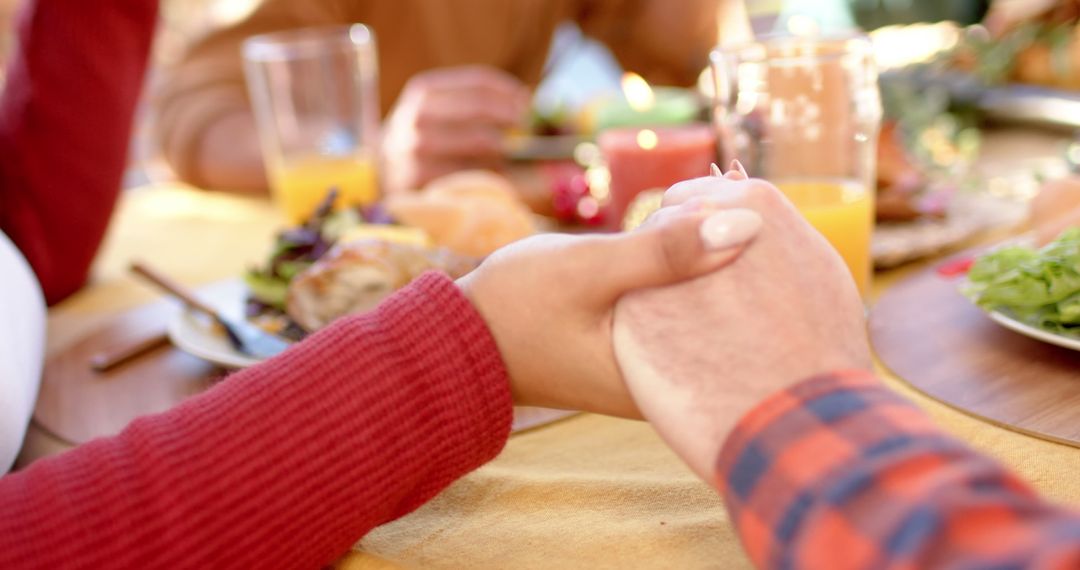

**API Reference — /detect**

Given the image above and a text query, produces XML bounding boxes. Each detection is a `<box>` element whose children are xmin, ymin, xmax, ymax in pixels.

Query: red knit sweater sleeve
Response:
<box><xmin>0</xmin><ymin>273</ymin><xmax>514</xmax><ymax>568</ymax></box>
<box><xmin>0</xmin><ymin>0</ymin><xmax>158</xmax><ymax>305</ymax></box>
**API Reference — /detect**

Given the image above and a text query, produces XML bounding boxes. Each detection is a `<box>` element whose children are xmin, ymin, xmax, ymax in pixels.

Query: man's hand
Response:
<box><xmin>457</xmin><ymin>195</ymin><xmax>762</xmax><ymax>418</ymax></box>
<box><xmin>614</xmin><ymin>176</ymin><xmax>872</xmax><ymax>479</ymax></box>
<box><xmin>382</xmin><ymin>66</ymin><xmax>529</xmax><ymax>194</ymax></box>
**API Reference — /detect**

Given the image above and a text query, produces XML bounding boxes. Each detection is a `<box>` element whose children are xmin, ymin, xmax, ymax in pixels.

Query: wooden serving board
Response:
<box><xmin>870</xmin><ymin>253</ymin><xmax>1080</xmax><ymax>447</ymax></box>
<box><xmin>34</xmin><ymin>282</ymin><xmax>238</xmax><ymax>445</ymax></box>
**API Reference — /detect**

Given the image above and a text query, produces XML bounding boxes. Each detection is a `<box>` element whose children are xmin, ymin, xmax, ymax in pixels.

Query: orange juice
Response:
<box><xmin>270</xmin><ymin>155</ymin><xmax>378</xmax><ymax>224</ymax></box>
<box><xmin>776</xmin><ymin>180</ymin><xmax>873</xmax><ymax>296</ymax></box>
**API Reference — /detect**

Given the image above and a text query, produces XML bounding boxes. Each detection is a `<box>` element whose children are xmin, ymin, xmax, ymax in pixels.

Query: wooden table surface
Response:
<box><xmin>15</xmin><ymin>127</ymin><xmax>1080</xmax><ymax>569</ymax></box>
<box><xmin>872</xmin><ymin>253</ymin><xmax>1080</xmax><ymax>448</ymax></box>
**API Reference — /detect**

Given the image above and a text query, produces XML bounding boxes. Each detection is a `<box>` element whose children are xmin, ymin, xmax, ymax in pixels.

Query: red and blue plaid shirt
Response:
<box><xmin>716</xmin><ymin>370</ymin><xmax>1080</xmax><ymax>569</ymax></box>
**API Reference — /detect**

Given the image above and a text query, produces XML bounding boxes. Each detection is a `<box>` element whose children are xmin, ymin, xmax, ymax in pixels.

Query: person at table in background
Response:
<box><xmin>0</xmin><ymin>0</ymin><xmax>158</xmax><ymax>472</ymax></box>
<box><xmin>153</xmin><ymin>0</ymin><xmax>750</xmax><ymax>196</ymax></box>
<box><xmin>978</xmin><ymin>0</ymin><xmax>1080</xmax><ymax>89</ymax></box>
<box><xmin>0</xmin><ymin>0</ymin><xmax>156</xmax><ymax>303</ymax></box>
<box><xmin>7</xmin><ymin>172</ymin><xmax>1080</xmax><ymax>569</ymax></box>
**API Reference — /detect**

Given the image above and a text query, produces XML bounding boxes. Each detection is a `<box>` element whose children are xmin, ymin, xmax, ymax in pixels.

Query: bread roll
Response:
<box><xmin>386</xmin><ymin>170</ymin><xmax>537</xmax><ymax>258</ymax></box>
<box><xmin>286</xmin><ymin>239</ymin><xmax>477</xmax><ymax>331</ymax></box>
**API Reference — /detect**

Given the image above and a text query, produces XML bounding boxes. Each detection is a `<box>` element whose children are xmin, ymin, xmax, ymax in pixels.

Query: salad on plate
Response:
<box><xmin>964</xmin><ymin>227</ymin><xmax>1080</xmax><ymax>337</ymax></box>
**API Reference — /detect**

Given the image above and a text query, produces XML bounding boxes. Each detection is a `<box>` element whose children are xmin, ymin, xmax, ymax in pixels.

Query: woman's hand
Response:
<box><xmin>613</xmin><ymin>175</ymin><xmax>872</xmax><ymax>479</ymax></box>
<box><xmin>457</xmin><ymin>195</ymin><xmax>763</xmax><ymax>418</ymax></box>
<box><xmin>382</xmin><ymin>66</ymin><xmax>529</xmax><ymax>194</ymax></box>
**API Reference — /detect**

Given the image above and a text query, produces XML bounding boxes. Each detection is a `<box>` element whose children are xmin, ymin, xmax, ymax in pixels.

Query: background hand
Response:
<box><xmin>457</xmin><ymin>197</ymin><xmax>762</xmax><ymax>418</ymax></box>
<box><xmin>613</xmin><ymin>176</ymin><xmax>872</xmax><ymax>479</ymax></box>
<box><xmin>382</xmin><ymin>66</ymin><xmax>529</xmax><ymax>194</ymax></box>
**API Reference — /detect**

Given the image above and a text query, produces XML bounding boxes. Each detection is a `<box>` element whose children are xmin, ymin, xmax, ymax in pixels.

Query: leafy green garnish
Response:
<box><xmin>244</xmin><ymin>271</ymin><xmax>290</xmax><ymax>309</ymax></box>
<box><xmin>965</xmin><ymin>228</ymin><xmax>1080</xmax><ymax>335</ymax></box>
<box><xmin>245</xmin><ymin>190</ymin><xmax>339</xmax><ymax>311</ymax></box>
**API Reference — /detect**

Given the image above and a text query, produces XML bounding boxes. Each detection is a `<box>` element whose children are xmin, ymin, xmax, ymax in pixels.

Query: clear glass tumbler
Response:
<box><xmin>243</xmin><ymin>24</ymin><xmax>380</xmax><ymax>224</ymax></box>
<box><xmin>711</xmin><ymin>35</ymin><xmax>882</xmax><ymax>296</ymax></box>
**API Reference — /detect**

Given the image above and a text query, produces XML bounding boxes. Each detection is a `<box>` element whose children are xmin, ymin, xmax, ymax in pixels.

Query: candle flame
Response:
<box><xmin>621</xmin><ymin>72</ymin><xmax>655</xmax><ymax>112</ymax></box>
<box><xmin>636</xmin><ymin>129</ymin><xmax>659</xmax><ymax>150</ymax></box>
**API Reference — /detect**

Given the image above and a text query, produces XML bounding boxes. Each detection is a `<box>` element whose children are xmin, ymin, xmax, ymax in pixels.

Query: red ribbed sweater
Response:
<box><xmin>0</xmin><ymin>4</ymin><xmax>514</xmax><ymax>564</ymax></box>
<box><xmin>0</xmin><ymin>273</ymin><xmax>514</xmax><ymax>568</ymax></box>
<box><xmin>0</xmin><ymin>0</ymin><xmax>157</xmax><ymax>305</ymax></box>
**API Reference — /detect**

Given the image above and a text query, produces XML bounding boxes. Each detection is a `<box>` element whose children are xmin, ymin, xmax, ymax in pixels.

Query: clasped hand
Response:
<box><xmin>459</xmin><ymin>171</ymin><xmax>871</xmax><ymax>479</ymax></box>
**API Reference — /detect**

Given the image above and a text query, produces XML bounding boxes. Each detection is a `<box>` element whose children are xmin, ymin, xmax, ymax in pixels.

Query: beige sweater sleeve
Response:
<box><xmin>577</xmin><ymin>0</ymin><xmax>720</xmax><ymax>87</ymax></box>
<box><xmin>153</xmin><ymin>0</ymin><xmax>348</xmax><ymax>186</ymax></box>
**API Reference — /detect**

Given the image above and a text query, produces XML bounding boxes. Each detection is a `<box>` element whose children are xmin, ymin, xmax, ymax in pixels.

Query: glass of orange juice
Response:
<box><xmin>243</xmin><ymin>25</ymin><xmax>380</xmax><ymax>224</ymax></box>
<box><xmin>711</xmin><ymin>35</ymin><xmax>882</xmax><ymax>296</ymax></box>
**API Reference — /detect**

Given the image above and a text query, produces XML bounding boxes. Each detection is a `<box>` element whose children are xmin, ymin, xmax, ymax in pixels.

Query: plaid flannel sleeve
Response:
<box><xmin>715</xmin><ymin>370</ymin><xmax>1080</xmax><ymax>569</ymax></box>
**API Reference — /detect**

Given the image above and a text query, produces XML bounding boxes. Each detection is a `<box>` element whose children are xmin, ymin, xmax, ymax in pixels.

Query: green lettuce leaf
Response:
<box><xmin>243</xmin><ymin>271</ymin><xmax>290</xmax><ymax>309</ymax></box>
<box><xmin>965</xmin><ymin>228</ymin><xmax>1080</xmax><ymax>335</ymax></box>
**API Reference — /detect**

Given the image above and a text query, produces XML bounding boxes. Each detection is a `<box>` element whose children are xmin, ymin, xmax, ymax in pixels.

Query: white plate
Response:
<box><xmin>987</xmin><ymin>310</ymin><xmax>1080</xmax><ymax>352</ymax></box>
<box><xmin>964</xmin><ymin>235</ymin><xmax>1080</xmax><ymax>352</ymax></box>
<box><xmin>167</xmin><ymin>286</ymin><xmax>578</xmax><ymax>431</ymax></box>
<box><xmin>167</xmin><ymin>309</ymin><xmax>264</xmax><ymax>369</ymax></box>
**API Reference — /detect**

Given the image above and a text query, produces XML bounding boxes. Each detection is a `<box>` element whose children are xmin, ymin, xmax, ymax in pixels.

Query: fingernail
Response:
<box><xmin>730</xmin><ymin>159</ymin><xmax>748</xmax><ymax>178</ymax></box>
<box><xmin>710</xmin><ymin>163</ymin><xmax>723</xmax><ymax>177</ymax></box>
<box><xmin>699</xmin><ymin>208</ymin><xmax>763</xmax><ymax>251</ymax></box>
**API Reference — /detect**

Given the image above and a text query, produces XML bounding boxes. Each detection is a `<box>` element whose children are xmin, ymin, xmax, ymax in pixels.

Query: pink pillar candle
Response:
<box><xmin>599</xmin><ymin>124</ymin><xmax>717</xmax><ymax>229</ymax></box>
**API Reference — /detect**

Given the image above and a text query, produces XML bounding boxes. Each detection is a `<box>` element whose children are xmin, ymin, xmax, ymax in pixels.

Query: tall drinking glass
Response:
<box><xmin>243</xmin><ymin>25</ymin><xmax>380</xmax><ymax>224</ymax></box>
<box><xmin>711</xmin><ymin>35</ymin><xmax>882</xmax><ymax>295</ymax></box>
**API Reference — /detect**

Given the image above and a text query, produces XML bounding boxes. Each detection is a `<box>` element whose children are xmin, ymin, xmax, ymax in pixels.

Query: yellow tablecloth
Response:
<box><xmin>347</xmin><ymin>348</ymin><xmax>1080</xmax><ymax>569</ymax></box>
<box><xmin>22</xmin><ymin>128</ymin><xmax>1080</xmax><ymax>568</ymax></box>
